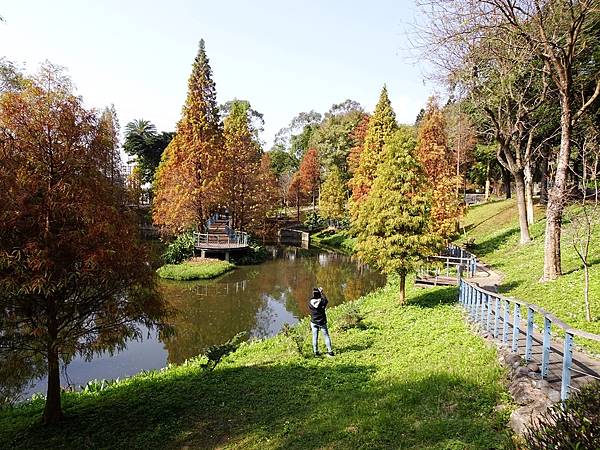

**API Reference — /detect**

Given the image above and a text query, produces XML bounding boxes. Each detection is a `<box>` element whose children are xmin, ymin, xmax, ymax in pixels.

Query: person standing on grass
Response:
<box><xmin>308</xmin><ymin>287</ymin><xmax>334</xmax><ymax>357</ymax></box>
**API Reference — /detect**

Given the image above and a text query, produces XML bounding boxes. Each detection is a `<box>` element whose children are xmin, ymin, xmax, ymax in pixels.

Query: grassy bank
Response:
<box><xmin>458</xmin><ymin>199</ymin><xmax>600</xmax><ymax>353</ymax></box>
<box><xmin>0</xmin><ymin>279</ymin><xmax>510</xmax><ymax>449</ymax></box>
<box><xmin>311</xmin><ymin>229</ymin><xmax>356</xmax><ymax>254</ymax></box>
<box><xmin>156</xmin><ymin>258</ymin><xmax>234</xmax><ymax>280</ymax></box>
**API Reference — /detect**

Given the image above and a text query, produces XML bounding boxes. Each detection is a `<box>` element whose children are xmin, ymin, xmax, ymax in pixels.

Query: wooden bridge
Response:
<box><xmin>419</xmin><ymin>245</ymin><xmax>600</xmax><ymax>401</ymax></box>
<box><xmin>194</xmin><ymin>213</ymin><xmax>249</xmax><ymax>260</ymax></box>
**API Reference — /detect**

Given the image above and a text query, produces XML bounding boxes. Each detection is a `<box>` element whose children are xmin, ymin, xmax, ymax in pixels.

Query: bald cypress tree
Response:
<box><xmin>354</xmin><ymin>128</ymin><xmax>441</xmax><ymax>304</ymax></box>
<box><xmin>350</xmin><ymin>85</ymin><xmax>397</xmax><ymax>204</ymax></box>
<box><xmin>416</xmin><ymin>98</ymin><xmax>464</xmax><ymax>240</ymax></box>
<box><xmin>153</xmin><ymin>40</ymin><xmax>222</xmax><ymax>233</ymax></box>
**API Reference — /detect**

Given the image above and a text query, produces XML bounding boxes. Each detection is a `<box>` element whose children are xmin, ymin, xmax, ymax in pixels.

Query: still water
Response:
<box><xmin>21</xmin><ymin>247</ymin><xmax>385</xmax><ymax>398</ymax></box>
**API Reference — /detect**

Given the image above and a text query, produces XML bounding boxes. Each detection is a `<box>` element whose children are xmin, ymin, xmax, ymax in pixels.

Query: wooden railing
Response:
<box><xmin>459</xmin><ymin>279</ymin><xmax>600</xmax><ymax>401</ymax></box>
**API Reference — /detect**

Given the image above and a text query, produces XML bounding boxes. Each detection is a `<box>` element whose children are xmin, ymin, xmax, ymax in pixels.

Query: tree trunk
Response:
<box><xmin>542</xmin><ymin>96</ymin><xmax>571</xmax><ymax>281</ymax></box>
<box><xmin>398</xmin><ymin>272</ymin><xmax>406</xmax><ymax>305</ymax></box>
<box><xmin>524</xmin><ymin>164</ymin><xmax>535</xmax><ymax>225</ymax></box>
<box><xmin>540</xmin><ymin>149</ymin><xmax>549</xmax><ymax>205</ymax></box>
<box><xmin>43</xmin><ymin>346</ymin><xmax>63</xmax><ymax>424</ymax></box>
<box><xmin>514</xmin><ymin>170</ymin><xmax>531</xmax><ymax>244</ymax></box>
<box><xmin>584</xmin><ymin>263</ymin><xmax>591</xmax><ymax>321</ymax></box>
<box><xmin>484</xmin><ymin>161</ymin><xmax>491</xmax><ymax>201</ymax></box>
<box><xmin>503</xmin><ymin>168</ymin><xmax>512</xmax><ymax>199</ymax></box>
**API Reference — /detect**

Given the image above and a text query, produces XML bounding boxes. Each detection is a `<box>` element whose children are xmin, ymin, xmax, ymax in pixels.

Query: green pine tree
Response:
<box><xmin>319</xmin><ymin>168</ymin><xmax>347</xmax><ymax>222</ymax></box>
<box><xmin>354</xmin><ymin>128</ymin><xmax>441</xmax><ymax>304</ymax></box>
<box><xmin>350</xmin><ymin>85</ymin><xmax>397</xmax><ymax>204</ymax></box>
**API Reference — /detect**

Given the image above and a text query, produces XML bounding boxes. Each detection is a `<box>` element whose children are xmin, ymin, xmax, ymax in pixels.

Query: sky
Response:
<box><xmin>1</xmin><ymin>0</ymin><xmax>438</xmax><ymax>149</ymax></box>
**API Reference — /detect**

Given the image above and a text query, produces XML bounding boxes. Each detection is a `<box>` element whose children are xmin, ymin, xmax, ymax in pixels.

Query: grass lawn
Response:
<box><xmin>0</xmin><ymin>279</ymin><xmax>510</xmax><ymax>449</ymax></box>
<box><xmin>311</xmin><ymin>229</ymin><xmax>356</xmax><ymax>254</ymax></box>
<box><xmin>457</xmin><ymin>198</ymin><xmax>600</xmax><ymax>354</ymax></box>
<box><xmin>156</xmin><ymin>258</ymin><xmax>235</xmax><ymax>280</ymax></box>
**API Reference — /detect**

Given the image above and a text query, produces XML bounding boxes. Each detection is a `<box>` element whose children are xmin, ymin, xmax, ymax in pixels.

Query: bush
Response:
<box><xmin>231</xmin><ymin>239</ymin><xmax>269</xmax><ymax>265</ymax></box>
<box><xmin>336</xmin><ymin>304</ymin><xmax>367</xmax><ymax>331</ymax></box>
<box><xmin>162</xmin><ymin>232</ymin><xmax>196</xmax><ymax>264</ymax></box>
<box><xmin>523</xmin><ymin>381</ymin><xmax>600</xmax><ymax>449</ymax></box>
<box><xmin>303</xmin><ymin>211</ymin><xmax>325</xmax><ymax>230</ymax></box>
<box><xmin>201</xmin><ymin>332</ymin><xmax>246</xmax><ymax>371</ymax></box>
<box><xmin>280</xmin><ymin>322</ymin><xmax>308</xmax><ymax>356</ymax></box>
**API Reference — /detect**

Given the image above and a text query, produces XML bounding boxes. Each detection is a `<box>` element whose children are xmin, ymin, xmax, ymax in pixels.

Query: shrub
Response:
<box><xmin>162</xmin><ymin>232</ymin><xmax>196</xmax><ymax>264</ymax></box>
<box><xmin>231</xmin><ymin>239</ymin><xmax>269</xmax><ymax>265</ymax></box>
<box><xmin>303</xmin><ymin>211</ymin><xmax>325</xmax><ymax>230</ymax></box>
<box><xmin>201</xmin><ymin>332</ymin><xmax>246</xmax><ymax>371</ymax></box>
<box><xmin>336</xmin><ymin>304</ymin><xmax>367</xmax><ymax>331</ymax></box>
<box><xmin>281</xmin><ymin>322</ymin><xmax>308</xmax><ymax>356</ymax></box>
<box><xmin>523</xmin><ymin>381</ymin><xmax>600</xmax><ymax>449</ymax></box>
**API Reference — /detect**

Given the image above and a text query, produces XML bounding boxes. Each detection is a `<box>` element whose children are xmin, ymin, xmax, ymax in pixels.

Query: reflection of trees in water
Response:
<box><xmin>157</xmin><ymin>250</ymin><xmax>385</xmax><ymax>365</ymax></box>
<box><xmin>159</xmin><ymin>280</ymin><xmax>265</xmax><ymax>365</ymax></box>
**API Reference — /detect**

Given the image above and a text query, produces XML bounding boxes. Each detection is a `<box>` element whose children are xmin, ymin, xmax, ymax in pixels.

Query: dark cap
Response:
<box><xmin>312</xmin><ymin>288</ymin><xmax>321</xmax><ymax>298</ymax></box>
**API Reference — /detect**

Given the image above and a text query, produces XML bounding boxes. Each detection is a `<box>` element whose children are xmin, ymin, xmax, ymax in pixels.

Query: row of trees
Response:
<box><xmin>418</xmin><ymin>0</ymin><xmax>600</xmax><ymax>281</ymax></box>
<box><xmin>123</xmin><ymin>41</ymin><xmax>279</xmax><ymax>238</ymax></box>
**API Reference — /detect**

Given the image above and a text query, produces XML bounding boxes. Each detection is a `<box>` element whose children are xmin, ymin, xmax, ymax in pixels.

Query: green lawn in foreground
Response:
<box><xmin>156</xmin><ymin>259</ymin><xmax>234</xmax><ymax>280</ymax></box>
<box><xmin>0</xmin><ymin>279</ymin><xmax>510</xmax><ymax>449</ymax></box>
<box><xmin>458</xmin><ymin>198</ymin><xmax>600</xmax><ymax>354</ymax></box>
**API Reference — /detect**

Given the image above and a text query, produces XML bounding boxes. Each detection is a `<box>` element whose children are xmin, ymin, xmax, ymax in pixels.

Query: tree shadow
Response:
<box><xmin>3</xmin><ymin>361</ymin><xmax>508</xmax><ymax>449</ymax></box>
<box><xmin>498</xmin><ymin>281</ymin><xmax>522</xmax><ymax>294</ymax></box>
<box><xmin>473</xmin><ymin>227</ymin><xmax>520</xmax><ymax>257</ymax></box>
<box><xmin>408</xmin><ymin>286</ymin><xmax>457</xmax><ymax>308</ymax></box>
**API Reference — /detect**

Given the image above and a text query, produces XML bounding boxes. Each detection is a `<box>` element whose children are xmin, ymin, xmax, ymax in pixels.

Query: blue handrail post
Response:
<box><xmin>560</xmin><ymin>332</ymin><xmax>574</xmax><ymax>401</ymax></box>
<box><xmin>476</xmin><ymin>288</ymin><xmax>482</xmax><ymax>322</ymax></box>
<box><xmin>469</xmin><ymin>284</ymin><xmax>475</xmax><ymax>319</ymax></box>
<box><xmin>459</xmin><ymin>279</ymin><xmax>464</xmax><ymax>306</ymax></box>
<box><xmin>512</xmin><ymin>303</ymin><xmax>521</xmax><ymax>353</ymax></box>
<box><xmin>525</xmin><ymin>307</ymin><xmax>534</xmax><ymax>362</ymax></box>
<box><xmin>502</xmin><ymin>299</ymin><xmax>510</xmax><ymax>345</ymax></box>
<box><xmin>493</xmin><ymin>297</ymin><xmax>500</xmax><ymax>338</ymax></box>
<box><xmin>479</xmin><ymin>290</ymin><xmax>486</xmax><ymax>328</ymax></box>
<box><xmin>485</xmin><ymin>293</ymin><xmax>492</xmax><ymax>331</ymax></box>
<box><xmin>541</xmin><ymin>317</ymin><xmax>551</xmax><ymax>379</ymax></box>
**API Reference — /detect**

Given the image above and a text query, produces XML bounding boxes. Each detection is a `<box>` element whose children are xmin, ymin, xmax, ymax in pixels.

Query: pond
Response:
<box><xmin>17</xmin><ymin>247</ymin><xmax>385</xmax><ymax>399</ymax></box>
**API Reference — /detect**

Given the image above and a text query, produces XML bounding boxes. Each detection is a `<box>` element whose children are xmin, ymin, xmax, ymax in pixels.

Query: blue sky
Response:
<box><xmin>1</xmin><ymin>0</ymin><xmax>438</xmax><ymax>148</ymax></box>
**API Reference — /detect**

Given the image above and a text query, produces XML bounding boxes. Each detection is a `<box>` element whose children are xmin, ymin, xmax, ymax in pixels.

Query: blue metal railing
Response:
<box><xmin>459</xmin><ymin>279</ymin><xmax>600</xmax><ymax>401</ymax></box>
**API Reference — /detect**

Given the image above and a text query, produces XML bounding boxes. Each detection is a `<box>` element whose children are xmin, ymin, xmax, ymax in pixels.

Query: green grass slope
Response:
<box><xmin>0</xmin><ymin>280</ymin><xmax>509</xmax><ymax>449</ymax></box>
<box><xmin>458</xmin><ymin>199</ymin><xmax>600</xmax><ymax>354</ymax></box>
<box><xmin>311</xmin><ymin>229</ymin><xmax>356</xmax><ymax>254</ymax></box>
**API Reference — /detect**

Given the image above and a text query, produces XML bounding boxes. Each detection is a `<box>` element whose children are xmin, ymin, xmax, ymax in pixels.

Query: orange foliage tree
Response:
<box><xmin>153</xmin><ymin>40</ymin><xmax>222</xmax><ymax>234</ymax></box>
<box><xmin>415</xmin><ymin>97</ymin><xmax>464</xmax><ymax>239</ymax></box>
<box><xmin>298</xmin><ymin>147</ymin><xmax>320</xmax><ymax>210</ymax></box>
<box><xmin>288</xmin><ymin>172</ymin><xmax>308</xmax><ymax>221</ymax></box>
<box><xmin>346</xmin><ymin>113</ymin><xmax>370</xmax><ymax>176</ymax></box>
<box><xmin>0</xmin><ymin>64</ymin><xmax>167</xmax><ymax>424</ymax></box>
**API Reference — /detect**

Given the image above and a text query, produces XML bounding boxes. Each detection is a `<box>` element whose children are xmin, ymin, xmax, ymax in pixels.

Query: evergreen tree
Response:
<box><xmin>354</xmin><ymin>129</ymin><xmax>441</xmax><ymax>304</ymax></box>
<box><xmin>220</xmin><ymin>100</ymin><xmax>262</xmax><ymax>231</ymax></box>
<box><xmin>350</xmin><ymin>85</ymin><xmax>397</xmax><ymax>204</ymax></box>
<box><xmin>416</xmin><ymin>98</ymin><xmax>464</xmax><ymax>240</ymax></box>
<box><xmin>319</xmin><ymin>168</ymin><xmax>347</xmax><ymax>223</ymax></box>
<box><xmin>153</xmin><ymin>39</ymin><xmax>222</xmax><ymax>233</ymax></box>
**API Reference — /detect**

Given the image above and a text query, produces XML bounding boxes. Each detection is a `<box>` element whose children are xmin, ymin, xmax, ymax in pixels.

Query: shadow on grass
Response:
<box><xmin>473</xmin><ymin>227</ymin><xmax>520</xmax><ymax>257</ymax></box>
<box><xmin>408</xmin><ymin>286</ymin><xmax>457</xmax><ymax>308</ymax></box>
<box><xmin>1</xmin><ymin>361</ymin><xmax>507</xmax><ymax>449</ymax></box>
<box><xmin>498</xmin><ymin>280</ymin><xmax>522</xmax><ymax>294</ymax></box>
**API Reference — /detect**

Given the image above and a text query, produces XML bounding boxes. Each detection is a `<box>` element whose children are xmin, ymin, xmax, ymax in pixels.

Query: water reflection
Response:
<box><xmin>11</xmin><ymin>248</ymin><xmax>385</xmax><ymax>399</ymax></box>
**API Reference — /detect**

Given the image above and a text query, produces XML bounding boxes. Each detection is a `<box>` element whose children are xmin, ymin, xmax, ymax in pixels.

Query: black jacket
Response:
<box><xmin>308</xmin><ymin>293</ymin><xmax>328</xmax><ymax>326</ymax></box>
